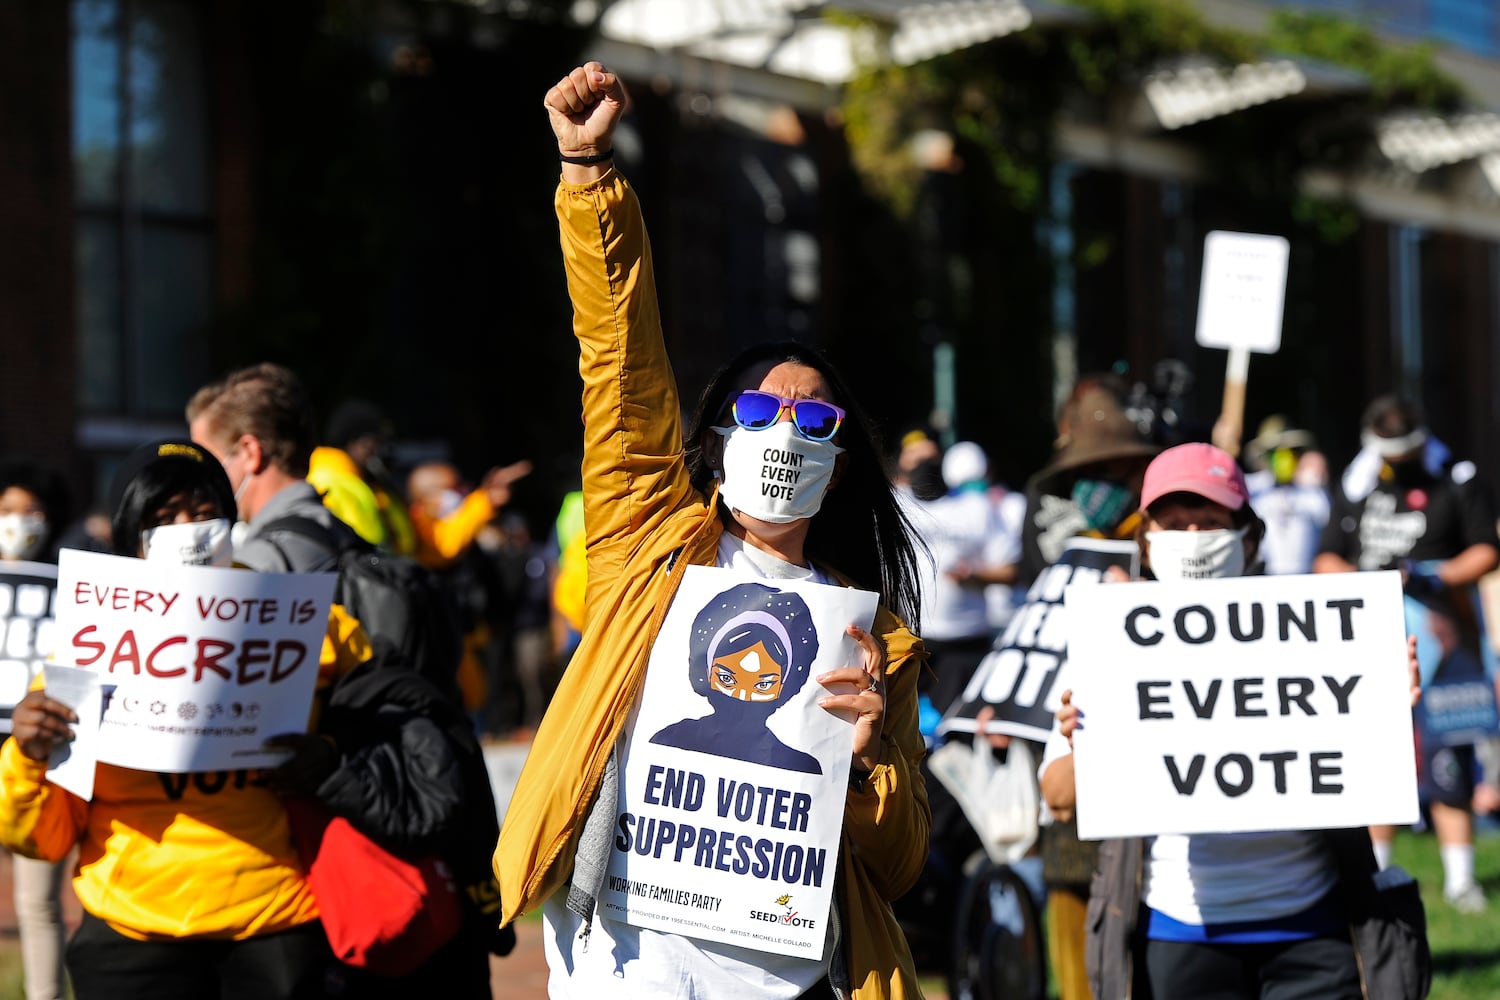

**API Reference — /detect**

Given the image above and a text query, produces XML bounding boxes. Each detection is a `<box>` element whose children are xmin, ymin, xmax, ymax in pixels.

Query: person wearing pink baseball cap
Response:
<box><xmin>1135</xmin><ymin>442</ymin><xmax>1262</xmax><ymax>583</ymax></box>
<box><xmin>1036</xmin><ymin>443</ymin><xmax>1419</xmax><ymax>1000</ymax></box>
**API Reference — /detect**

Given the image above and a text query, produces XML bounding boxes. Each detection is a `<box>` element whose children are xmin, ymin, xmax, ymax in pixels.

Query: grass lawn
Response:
<box><xmin>1393</xmin><ymin>825</ymin><xmax>1500</xmax><ymax>999</ymax></box>
<box><xmin>0</xmin><ymin>949</ymin><xmax>22</xmax><ymax>1000</ymax></box>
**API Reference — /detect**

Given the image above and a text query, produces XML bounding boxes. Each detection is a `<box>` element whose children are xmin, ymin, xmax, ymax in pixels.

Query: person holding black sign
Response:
<box><xmin>1018</xmin><ymin>380</ymin><xmax>1158</xmax><ymax>1000</ymax></box>
<box><xmin>1315</xmin><ymin>395</ymin><xmax>1500</xmax><ymax>914</ymax></box>
<box><xmin>493</xmin><ymin>63</ymin><xmax>930</xmax><ymax>1000</ymax></box>
<box><xmin>0</xmin><ymin>459</ymin><xmax>72</xmax><ymax>1000</ymax></box>
<box><xmin>1040</xmin><ymin>442</ymin><xmax>1428</xmax><ymax>1000</ymax></box>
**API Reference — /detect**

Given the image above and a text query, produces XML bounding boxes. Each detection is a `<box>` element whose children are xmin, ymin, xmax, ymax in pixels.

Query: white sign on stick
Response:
<box><xmin>1067</xmin><ymin>571</ymin><xmax>1417</xmax><ymax>839</ymax></box>
<box><xmin>1194</xmin><ymin>231</ymin><xmax>1289</xmax><ymax>354</ymax></box>
<box><xmin>53</xmin><ymin>549</ymin><xmax>335</xmax><ymax>773</ymax></box>
<box><xmin>599</xmin><ymin>565</ymin><xmax>877</xmax><ymax>959</ymax></box>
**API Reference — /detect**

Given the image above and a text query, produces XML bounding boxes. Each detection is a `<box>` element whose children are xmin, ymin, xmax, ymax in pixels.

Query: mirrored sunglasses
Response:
<box><xmin>729</xmin><ymin>390</ymin><xmax>846</xmax><ymax>442</ymax></box>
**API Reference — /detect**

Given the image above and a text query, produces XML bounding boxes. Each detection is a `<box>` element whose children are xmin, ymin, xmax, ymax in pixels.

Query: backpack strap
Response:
<box><xmin>254</xmin><ymin>514</ymin><xmax>360</xmax><ymax>575</ymax></box>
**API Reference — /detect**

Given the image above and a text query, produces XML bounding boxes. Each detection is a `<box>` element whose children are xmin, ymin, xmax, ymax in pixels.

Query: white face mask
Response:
<box><xmin>1145</xmin><ymin>528</ymin><xmax>1247</xmax><ymax>581</ymax></box>
<box><xmin>0</xmin><ymin>513</ymin><xmax>47</xmax><ymax>561</ymax></box>
<box><xmin>141</xmin><ymin>518</ymin><xmax>234</xmax><ymax>567</ymax></box>
<box><xmin>713</xmin><ymin>422</ymin><xmax>843</xmax><ymax>524</ymax></box>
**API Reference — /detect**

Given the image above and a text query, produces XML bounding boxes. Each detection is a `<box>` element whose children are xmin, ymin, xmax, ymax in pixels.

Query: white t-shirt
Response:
<box><xmin>1143</xmin><ymin>830</ymin><xmax>1334</xmax><ymax>925</ymax></box>
<box><xmin>986</xmin><ymin>490</ymin><xmax>1028</xmax><ymax>631</ymax></box>
<box><xmin>1246</xmin><ymin>470</ymin><xmax>1331</xmax><ymax>576</ymax></box>
<box><xmin>901</xmin><ymin>487</ymin><xmax>1020</xmax><ymax>641</ymax></box>
<box><xmin>542</xmin><ymin>532</ymin><xmax>836</xmax><ymax>998</ymax></box>
<box><xmin>1038</xmin><ymin>715</ymin><xmax>1334</xmax><ymax>926</ymax></box>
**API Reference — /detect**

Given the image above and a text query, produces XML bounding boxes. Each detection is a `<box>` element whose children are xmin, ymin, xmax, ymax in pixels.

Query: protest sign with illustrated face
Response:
<box><xmin>599</xmin><ymin>565</ymin><xmax>878</xmax><ymax>959</ymax></box>
<box><xmin>1412</xmin><ymin>599</ymin><xmax>1499</xmax><ymax>748</ymax></box>
<box><xmin>941</xmin><ymin>538</ymin><xmax>1137</xmax><ymax>741</ymax></box>
<box><xmin>1067</xmin><ymin>571</ymin><xmax>1418</xmax><ymax>839</ymax></box>
<box><xmin>0</xmin><ymin>561</ymin><xmax>58</xmax><ymax>733</ymax></box>
<box><xmin>54</xmin><ymin>549</ymin><xmax>335</xmax><ymax>772</ymax></box>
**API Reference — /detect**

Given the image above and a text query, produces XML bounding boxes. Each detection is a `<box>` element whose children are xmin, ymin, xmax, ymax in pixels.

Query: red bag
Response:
<box><xmin>285</xmin><ymin>799</ymin><xmax>464</xmax><ymax>977</ymax></box>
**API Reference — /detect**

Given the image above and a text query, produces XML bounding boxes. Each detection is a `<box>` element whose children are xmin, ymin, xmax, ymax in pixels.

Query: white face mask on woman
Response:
<box><xmin>0</xmin><ymin>513</ymin><xmax>47</xmax><ymax>561</ymax></box>
<box><xmin>141</xmin><ymin>518</ymin><xmax>234</xmax><ymax>567</ymax></box>
<box><xmin>1145</xmin><ymin>528</ymin><xmax>1247</xmax><ymax>581</ymax></box>
<box><xmin>713</xmin><ymin>422</ymin><xmax>843</xmax><ymax>524</ymax></box>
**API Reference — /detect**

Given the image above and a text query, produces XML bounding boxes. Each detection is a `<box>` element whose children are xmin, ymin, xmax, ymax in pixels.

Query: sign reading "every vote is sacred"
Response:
<box><xmin>54</xmin><ymin>549</ymin><xmax>335</xmax><ymax>773</ymax></box>
<box><xmin>1067</xmin><ymin>571</ymin><xmax>1417</xmax><ymax>839</ymax></box>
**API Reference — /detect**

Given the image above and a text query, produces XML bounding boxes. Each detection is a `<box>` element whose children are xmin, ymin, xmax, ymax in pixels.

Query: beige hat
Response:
<box><xmin>1244</xmin><ymin>415</ymin><xmax>1315</xmax><ymax>471</ymax></box>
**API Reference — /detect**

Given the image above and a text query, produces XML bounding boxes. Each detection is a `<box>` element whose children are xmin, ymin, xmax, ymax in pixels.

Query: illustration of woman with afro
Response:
<box><xmin>650</xmin><ymin>582</ymin><xmax>823</xmax><ymax>774</ymax></box>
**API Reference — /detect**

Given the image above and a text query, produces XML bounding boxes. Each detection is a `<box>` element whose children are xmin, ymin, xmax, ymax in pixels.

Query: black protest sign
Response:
<box><xmin>0</xmin><ymin>561</ymin><xmax>59</xmax><ymax>733</ymax></box>
<box><xmin>939</xmin><ymin>538</ymin><xmax>1137</xmax><ymax>742</ymax></box>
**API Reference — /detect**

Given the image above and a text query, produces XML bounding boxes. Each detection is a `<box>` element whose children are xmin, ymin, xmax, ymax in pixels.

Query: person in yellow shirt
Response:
<box><xmin>0</xmin><ymin>439</ymin><xmax>369</xmax><ymax>1000</ymax></box>
<box><xmin>309</xmin><ymin>399</ymin><xmax>417</xmax><ymax>556</ymax></box>
<box><xmin>406</xmin><ymin>458</ymin><xmax>531</xmax><ymax>570</ymax></box>
<box><xmin>406</xmin><ymin>459</ymin><xmax>531</xmax><ymax>714</ymax></box>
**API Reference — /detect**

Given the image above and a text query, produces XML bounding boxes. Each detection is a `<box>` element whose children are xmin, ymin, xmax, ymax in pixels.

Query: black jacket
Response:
<box><xmin>316</xmin><ymin>658</ymin><xmax>502</xmax><ymax>912</ymax></box>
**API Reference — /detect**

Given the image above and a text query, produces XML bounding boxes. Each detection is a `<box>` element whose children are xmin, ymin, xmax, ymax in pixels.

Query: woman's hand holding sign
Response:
<box><xmin>11</xmin><ymin>690</ymin><xmax>76</xmax><ymax>763</ymax></box>
<box><xmin>1406</xmin><ymin>634</ymin><xmax>1421</xmax><ymax>707</ymax></box>
<box><xmin>817</xmin><ymin>624</ymin><xmax>887</xmax><ymax>774</ymax></box>
<box><xmin>1057</xmin><ymin>689</ymin><xmax>1083</xmax><ymax>749</ymax></box>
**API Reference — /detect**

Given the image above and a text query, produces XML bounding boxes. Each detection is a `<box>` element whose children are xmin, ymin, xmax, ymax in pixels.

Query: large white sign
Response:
<box><xmin>1068</xmin><ymin>571</ymin><xmax>1418</xmax><ymax>839</ymax></box>
<box><xmin>0</xmin><ymin>562</ymin><xmax>58</xmax><ymax>733</ymax></box>
<box><xmin>1194</xmin><ymin>230</ymin><xmax>1289</xmax><ymax>354</ymax></box>
<box><xmin>53</xmin><ymin>549</ymin><xmax>335</xmax><ymax>772</ymax></box>
<box><xmin>599</xmin><ymin>565</ymin><xmax>877</xmax><ymax>959</ymax></box>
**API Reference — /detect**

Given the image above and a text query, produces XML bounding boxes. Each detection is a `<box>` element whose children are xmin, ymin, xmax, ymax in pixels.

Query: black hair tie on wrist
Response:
<box><xmin>559</xmin><ymin>149</ymin><xmax>614</xmax><ymax>165</ymax></box>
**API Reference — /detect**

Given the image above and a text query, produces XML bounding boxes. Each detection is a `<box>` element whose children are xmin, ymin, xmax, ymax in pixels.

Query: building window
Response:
<box><xmin>72</xmin><ymin>0</ymin><xmax>212</xmax><ymax>419</ymax></box>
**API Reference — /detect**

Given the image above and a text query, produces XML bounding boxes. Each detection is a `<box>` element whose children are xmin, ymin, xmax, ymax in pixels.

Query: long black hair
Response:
<box><xmin>685</xmin><ymin>341</ymin><xmax>925</xmax><ymax>630</ymax></box>
<box><xmin>108</xmin><ymin>439</ymin><xmax>235</xmax><ymax>557</ymax></box>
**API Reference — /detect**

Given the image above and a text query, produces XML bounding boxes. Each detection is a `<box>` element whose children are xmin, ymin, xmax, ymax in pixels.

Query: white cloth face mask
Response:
<box><xmin>0</xmin><ymin>513</ymin><xmax>47</xmax><ymax>561</ymax></box>
<box><xmin>713</xmin><ymin>422</ymin><xmax>843</xmax><ymax>524</ymax></box>
<box><xmin>1145</xmin><ymin>527</ymin><xmax>1247</xmax><ymax>581</ymax></box>
<box><xmin>141</xmin><ymin>518</ymin><xmax>234</xmax><ymax>567</ymax></box>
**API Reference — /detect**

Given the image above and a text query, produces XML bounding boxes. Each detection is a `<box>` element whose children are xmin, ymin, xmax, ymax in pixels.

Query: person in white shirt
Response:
<box><xmin>901</xmin><ymin>440</ymin><xmax>1021</xmax><ymax>717</ymax></box>
<box><xmin>1039</xmin><ymin>443</ymin><xmax>1368</xmax><ymax>1000</ymax></box>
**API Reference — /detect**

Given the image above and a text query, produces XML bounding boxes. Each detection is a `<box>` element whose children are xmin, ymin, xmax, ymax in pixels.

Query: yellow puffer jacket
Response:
<box><xmin>492</xmin><ymin>170</ymin><xmax>929</xmax><ymax>999</ymax></box>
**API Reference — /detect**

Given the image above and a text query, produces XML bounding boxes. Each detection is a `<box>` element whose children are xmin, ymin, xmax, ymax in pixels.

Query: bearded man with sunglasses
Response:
<box><xmin>492</xmin><ymin>64</ymin><xmax>931</xmax><ymax>1000</ymax></box>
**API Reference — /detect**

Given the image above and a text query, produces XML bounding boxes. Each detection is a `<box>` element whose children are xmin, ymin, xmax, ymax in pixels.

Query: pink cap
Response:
<box><xmin>1140</xmin><ymin>442</ymin><xmax>1249</xmax><ymax>512</ymax></box>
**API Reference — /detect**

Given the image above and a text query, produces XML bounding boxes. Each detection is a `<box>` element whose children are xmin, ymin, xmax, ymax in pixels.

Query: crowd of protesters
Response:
<box><xmin>0</xmin><ymin>59</ymin><xmax>1487</xmax><ymax>1000</ymax></box>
